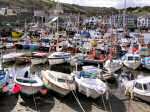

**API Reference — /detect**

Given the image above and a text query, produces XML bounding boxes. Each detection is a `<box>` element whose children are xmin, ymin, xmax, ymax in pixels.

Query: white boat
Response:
<box><xmin>0</xmin><ymin>41</ymin><xmax>4</xmax><ymax>49</ymax></box>
<box><xmin>48</xmin><ymin>52</ymin><xmax>71</xmax><ymax>65</ymax></box>
<box><xmin>120</xmin><ymin>75</ymin><xmax>150</xmax><ymax>102</ymax></box>
<box><xmin>104</xmin><ymin>59</ymin><xmax>123</xmax><ymax>73</ymax></box>
<box><xmin>41</xmin><ymin>70</ymin><xmax>76</xmax><ymax>96</ymax></box>
<box><xmin>14</xmin><ymin>68</ymin><xmax>43</xmax><ymax>95</ymax></box>
<box><xmin>71</xmin><ymin>68</ymin><xmax>108</xmax><ymax>99</ymax></box>
<box><xmin>122</xmin><ymin>53</ymin><xmax>141</xmax><ymax>70</ymax></box>
<box><xmin>141</xmin><ymin>57</ymin><xmax>150</xmax><ymax>70</ymax></box>
<box><xmin>81</xmin><ymin>66</ymin><xmax>113</xmax><ymax>80</ymax></box>
<box><xmin>2</xmin><ymin>52</ymin><xmax>25</xmax><ymax>63</ymax></box>
<box><xmin>70</xmin><ymin>53</ymin><xmax>85</xmax><ymax>66</ymax></box>
<box><xmin>31</xmin><ymin>52</ymin><xmax>48</xmax><ymax>65</ymax></box>
<box><xmin>5</xmin><ymin>42</ymin><xmax>14</xmax><ymax>49</ymax></box>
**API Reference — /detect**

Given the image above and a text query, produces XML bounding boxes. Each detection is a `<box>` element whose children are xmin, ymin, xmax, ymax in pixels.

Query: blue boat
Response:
<box><xmin>0</xmin><ymin>69</ymin><xmax>9</xmax><ymax>93</ymax></box>
<box><xmin>141</xmin><ymin>57</ymin><xmax>150</xmax><ymax>70</ymax></box>
<box><xmin>29</xmin><ymin>44</ymin><xmax>39</xmax><ymax>51</ymax></box>
<box><xmin>22</xmin><ymin>44</ymin><xmax>30</xmax><ymax>49</ymax></box>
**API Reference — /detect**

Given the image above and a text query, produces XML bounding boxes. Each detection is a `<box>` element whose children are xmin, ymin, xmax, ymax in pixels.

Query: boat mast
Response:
<box><xmin>56</xmin><ymin>0</ymin><xmax>60</xmax><ymax>34</ymax></box>
<box><xmin>123</xmin><ymin>0</ymin><xmax>127</xmax><ymax>34</ymax></box>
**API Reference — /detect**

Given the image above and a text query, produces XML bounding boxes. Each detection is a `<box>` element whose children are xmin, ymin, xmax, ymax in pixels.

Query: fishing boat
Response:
<box><xmin>0</xmin><ymin>64</ymin><xmax>9</xmax><ymax>93</ymax></box>
<box><xmin>71</xmin><ymin>67</ymin><xmax>108</xmax><ymax>99</ymax></box>
<box><xmin>11</xmin><ymin>31</ymin><xmax>23</xmax><ymax>41</ymax></box>
<box><xmin>31</xmin><ymin>52</ymin><xmax>48</xmax><ymax>65</ymax></box>
<box><xmin>0</xmin><ymin>41</ymin><xmax>4</xmax><ymax>49</ymax></box>
<box><xmin>5</xmin><ymin>41</ymin><xmax>14</xmax><ymax>49</ymax></box>
<box><xmin>120</xmin><ymin>74</ymin><xmax>150</xmax><ymax>102</ymax></box>
<box><xmin>70</xmin><ymin>53</ymin><xmax>85</xmax><ymax>66</ymax></box>
<box><xmin>48</xmin><ymin>52</ymin><xmax>71</xmax><ymax>65</ymax></box>
<box><xmin>14</xmin><ymin>67</ymin><xmax>43</xmax><ymax>95</ymax></box>
<box><xmin>141</xmin><ymin>57</ymin><xmax>150</xmax><ymax>70</ymax></box>
<box><xmin>2</xmin><ymin>52</ymin><xmax>25</xmax><ymax>63</ymax></box>
<box><xmin>122</xmin><ymin>53</ymin><xmax>141</xmax><ymax>70</ymax></box>
<box><xmin>84</xmin><ymin>49</ymin><xmax>107</xmax><ymax>65</ymax></box>
<box><xmin>82</xmin><ymin>66</ymin><xmax>113</xmax><ymax>80</ymax></box>
<box><xmin>41</xmin><ymin>70</ymin><xmax>76</xmax><ymax>96</ymax></box>
<box><xmin>140</xmin><ymin>47</ymin><xmax>150</xmax><ymax>57</ymax></box>
<box><xmin>104</xmin><ymin>59</ymin><xmax>123</xmax><ymax>73</ymax></box>
<box><xmin>39</xmin><ymin>38</ymin><xmax>51</xmax><ymax>52</ymax></box>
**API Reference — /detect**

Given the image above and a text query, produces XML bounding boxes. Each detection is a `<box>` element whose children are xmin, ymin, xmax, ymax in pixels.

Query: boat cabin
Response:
<box><xmin>122</xmin><ymin>54</ymin><xmax>141</xmax><ymax>61</ymax></box>
<box><xmin>134</xmin><ymin>77</ymin><xmax>150</xmax><ymax>92</ymax></box>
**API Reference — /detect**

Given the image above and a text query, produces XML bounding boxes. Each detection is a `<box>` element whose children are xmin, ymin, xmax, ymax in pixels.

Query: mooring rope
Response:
<box><xmin>72</xmin><ymin>90</ymin><xmax>86</xmax><ymax>112</ymax></box>
<box><xmin>30</xmin><ymin>64</ymin><xmax>39</xmax><ymax>112</ymax></box>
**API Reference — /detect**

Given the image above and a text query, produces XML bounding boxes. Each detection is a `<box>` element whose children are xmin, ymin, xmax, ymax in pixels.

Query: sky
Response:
<box><xmin>55</xmin><ymin>0</ymin><xmax>150</xmax><ymax>8</ymax></box>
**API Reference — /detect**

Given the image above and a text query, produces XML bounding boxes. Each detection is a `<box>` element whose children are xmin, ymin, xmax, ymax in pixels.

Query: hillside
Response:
<box><xmin>0</xmin><ymin>0</ymin><xmax>149</xmax><ymax>16</ymax></box>
<box><xmin>0</xmin><ymin>0</ymin><xmax>119</xmax><ymax>15</ymax></box>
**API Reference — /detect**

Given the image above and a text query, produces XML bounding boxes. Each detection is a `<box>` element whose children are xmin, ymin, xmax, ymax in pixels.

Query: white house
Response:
<box><xmin>137</xmin><ymin>16</ymin><xmax>150</xmax><ymax>29</ymax></box>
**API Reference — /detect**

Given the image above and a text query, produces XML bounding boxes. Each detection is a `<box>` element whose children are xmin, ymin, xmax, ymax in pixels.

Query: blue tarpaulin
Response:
<box><xmin>80</xmin><ymin>31</ymin><xmax>91</xmax><ymax>38</ymax></box>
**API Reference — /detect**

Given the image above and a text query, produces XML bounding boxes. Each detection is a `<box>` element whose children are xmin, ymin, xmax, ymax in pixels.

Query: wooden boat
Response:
<box><xmin>14</xmin><ymin>68</ymin><xmax>43</xmax><ymax>95</ymax></box>
<box><xmin>104</xmin><ymin>59</ymin><xmax>123</xmax><ymax>73</ymax></box>
<box><xmin>31</xmin><ymin>52</ymin><xmax>48</xmax><ymax>65</ymax></box>
<box><xmin>48</xmin><ymin>52</ymin><xmax>71</xmax><ymax>65</ymax></box>
<box><xmin>41</xmin><ymin>70</ymin><xmax>76</xmax><ymax>96</ymax></box>
<box><xmin>71</xmin><ymin>66</ymin><xmax>108</xmax><ymax>99</ymax></box>
<box><xmin>122</xmin><ymin>53</ymin><xmax>141</xmax><ymax>70</ymax></box>
<box><xmin>141</xmin><ymin>57</ymin><xmax>150</xmax><ymax>70</ymax></box>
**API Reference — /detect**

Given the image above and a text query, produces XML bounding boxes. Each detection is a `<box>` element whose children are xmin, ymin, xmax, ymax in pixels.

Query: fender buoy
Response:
<box><xmin>12</xmin><ymin>84</ymin><xmax>21</xmax><ymax>94</ymax></box>
<box><xmin>2</xmin><ymin>85</ymin><xmax>8</xmax><ymax>93</ymax></box>
<box><xmin>40</xmin><ymin>88</ymin><xmax>48</xmax><ymax>95</ymax></box>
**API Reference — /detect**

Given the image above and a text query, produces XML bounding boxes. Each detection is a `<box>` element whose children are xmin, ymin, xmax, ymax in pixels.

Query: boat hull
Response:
<box><xmin>134</xmin><ymin>93</ymin><xmax>150</xmax><ymax>102</ymax></box>
<box><xmin>77</xmin><ymin>84</ymin><xmax>101</xmax><ymax>99</ymax></box>
<box><xmin>104</xmin><ymin>60</ymin><xmax>122</xmax><ymax>73</ymax></box>
<box><xmin>48</xmin><ymin>58</ymin><xmax>65</xmax><ymax>65</ymax></box>
<box><xmin>42</xmin><ymin>76</ymin><xmax>71</xmax><ymax>96</ymax></box>
<box><xmin>31</xmin><ymin>58</ymin><xmax>47</xmax><ymax>65</ymax></box>
<box><xmin>18</xmin><ymin>85</ymin><xmax>41</xmax><ymax>95</ymax></box>
<box><xmin>123</xmin><ymin>61</ymin><xmax>141</xmax><ymax>70</ymax></box>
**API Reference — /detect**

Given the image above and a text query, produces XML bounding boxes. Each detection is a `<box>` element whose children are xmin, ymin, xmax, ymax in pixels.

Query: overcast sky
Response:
<box><xmin>56</xmin><ymin>0</ymin><xmax>150</xmax><ymax>8</ymax></box>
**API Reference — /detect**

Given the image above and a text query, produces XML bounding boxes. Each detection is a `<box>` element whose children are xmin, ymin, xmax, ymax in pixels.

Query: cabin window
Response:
<box><xmin>135</xmin><ymin>83</ymin><xmax>143</xmax><ymax>90</ymax></box>
<box><xmin>128</xmin><ymin>56</ymin><xmax>133</xmax><ymax>61</ymax></box>
<box><xmin>17</xmin><ymin>79</ymin><xmax>37</xmax><ymax>84</ymax></box>
<box><xmin>143</xmin><ymin>83</ymin><xmax>150</xmax><ymax>91</ymax></box>
<box><xmin>134</xmin><ymin>57</ymin><xmax>139</xmax><ymax>61</ymax></box>
<box><xmin>58</xmin><ymin>78</ymin><xmax>65</xmax><ymax>83</ymax></box>
<box><xmin>143</xmin><ymin>84</ymin><xmax>148</xmax><ymax>90</ymax></box>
